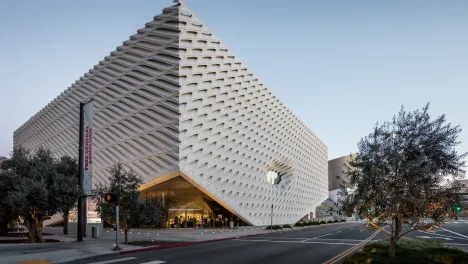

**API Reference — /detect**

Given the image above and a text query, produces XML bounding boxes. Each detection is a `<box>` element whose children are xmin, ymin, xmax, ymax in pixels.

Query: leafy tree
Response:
<box><xmin>340</xmin><ymin>104</ymin><xmax>466</xmax><ymax>259</ymax></box>
<box><xmin>95</xmin><ymin>164</ymin><xmax>166</xmax><ymax>241</ymax></box>
<box><xmin>0</xmin><ymin>156</ymin><xmax>17</xmax><ymax>236</ymax></box>
<box><xmin>100</xmin><ymin>163</ymin><xmax>142</xmax><ymax>243</ymax></box>
<box><xmin>138</xmin><ymin>200</ymin><xmax>166</xmax><ymax>228</ymax></box>
<box><xmin>55</xmin><ymin>156</ymin><xmax>80</xmax><ymax>235</ymax></box>
<box><xmin>5</xmin><ymin>147</ymin><xmax>80</xmax><ymax>242</ymax></box>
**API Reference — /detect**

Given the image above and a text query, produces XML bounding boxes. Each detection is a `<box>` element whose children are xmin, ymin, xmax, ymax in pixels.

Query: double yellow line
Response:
<box><xmin>15</xmin><ymin>261</ymin><xmax>50</xmax><ymax>264</ymax></box>
<box><xmin>323</xmin><ymin>230</ymin><xmax>380</xmax><ymax>264</ymax></box>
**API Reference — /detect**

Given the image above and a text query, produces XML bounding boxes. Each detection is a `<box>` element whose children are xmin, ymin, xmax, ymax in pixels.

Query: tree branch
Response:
<box><xmin>366</xmin><ymin>218</ymin><xmax>392</xmax><ymax>236</ymax></box>
<box><xmin>398</xmin><ymin>228</ymin><xmax>416</xmax><ymax>239</ymax></box>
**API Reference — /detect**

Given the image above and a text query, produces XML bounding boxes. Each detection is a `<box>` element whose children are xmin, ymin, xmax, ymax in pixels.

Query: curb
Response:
<box><xmin>120</xmin><ymin>222</ymin><xmax>358</xmax><ymax>255</ymax></box>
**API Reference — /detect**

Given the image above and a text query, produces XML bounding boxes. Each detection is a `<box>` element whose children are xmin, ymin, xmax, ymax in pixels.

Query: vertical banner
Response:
<box><xmin>83</xmin><ymin>101</ymin><xmax>93</xmax><ymax>195</ymax></box>
<box><xmin>87</xmin><ymin>196</ymin><xmax>102</xmax><ymax>223</ymax></box>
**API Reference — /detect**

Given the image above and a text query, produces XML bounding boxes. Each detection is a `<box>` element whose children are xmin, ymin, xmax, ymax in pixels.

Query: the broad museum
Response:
<box><xmin>13</xmin><ymin>0</ymin><xmax>328</xmax><ymax>227</ymax></box>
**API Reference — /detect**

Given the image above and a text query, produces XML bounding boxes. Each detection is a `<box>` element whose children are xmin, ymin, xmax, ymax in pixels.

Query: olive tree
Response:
<box><xmin>0</xmin><ymin>156</ymin><xmax>17</xmax><ymax>236</ymax></box>
<box><xmin>340</xmin><ymin>104</ymin><xmax>466</xmax><ymax>258</ymax></box>
<box><xmin>5</xmin><ymin>147</ymin><xmax>79</xmax><ymax>242</ymax></box>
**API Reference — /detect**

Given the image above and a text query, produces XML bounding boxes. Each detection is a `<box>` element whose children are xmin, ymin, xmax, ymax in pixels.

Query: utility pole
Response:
<box><xmin>77</xmin><ymin>102</ymin><xmax>85</xmax><ymax>242</ymax></box>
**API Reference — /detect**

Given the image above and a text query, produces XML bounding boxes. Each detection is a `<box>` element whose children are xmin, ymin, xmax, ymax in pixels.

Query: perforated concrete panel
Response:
<box><xmin>13</xmin><ymin>0</ymin><xmax>328</xmax><ymax>225</ymax></box>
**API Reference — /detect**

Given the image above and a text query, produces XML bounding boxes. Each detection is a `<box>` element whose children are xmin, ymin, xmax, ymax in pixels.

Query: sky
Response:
<box><xmin>0</xmin><ymin>0</ymin><xmax>467</xmax><ymax>160</ymax></box>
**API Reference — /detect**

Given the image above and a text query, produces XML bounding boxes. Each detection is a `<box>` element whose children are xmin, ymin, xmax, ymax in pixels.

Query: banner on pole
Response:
<box><xmin>87</xmin><ymin>196</ymin><xmax>101</xmax><ymax>223</ymax></box>
<box><xmin>83</xmin><ymin>101</ymin><xmax>93</xmax><ymax>195</ymax></box>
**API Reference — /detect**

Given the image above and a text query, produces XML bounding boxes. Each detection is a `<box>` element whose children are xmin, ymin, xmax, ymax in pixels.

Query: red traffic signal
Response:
<box><xmin>104</xmin><ymin>193</ymin><xmax>117</xmax><ymax>203</ymax></box>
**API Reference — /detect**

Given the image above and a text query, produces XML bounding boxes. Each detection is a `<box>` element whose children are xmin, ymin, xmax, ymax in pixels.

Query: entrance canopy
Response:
<box><xmin>141</xmin><ymin>173</ymin><xmax>249</xmax><ymax>227</ymax></box>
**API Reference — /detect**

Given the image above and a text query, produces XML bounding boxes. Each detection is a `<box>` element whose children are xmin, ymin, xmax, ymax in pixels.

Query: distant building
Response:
<box><xmin>313</xmin><ymin>154</ymin><xmax>359</xmax><ymax>221</ymax></box>
<box><xmin>328</xmin><ymin>153</ymin><xmax>357</xmax><ymax>191</ymax></box>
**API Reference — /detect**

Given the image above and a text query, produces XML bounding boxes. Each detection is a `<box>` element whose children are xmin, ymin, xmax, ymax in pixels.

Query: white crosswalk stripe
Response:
<box><xmin>87</xmin><ymin>257</ymin><xmax>137</xmax><ymax>264</ymax></box>
<box><xmin>139</xmin><ymin>261</ymin><xmax>166</xmax><ymax>264</ymax></box>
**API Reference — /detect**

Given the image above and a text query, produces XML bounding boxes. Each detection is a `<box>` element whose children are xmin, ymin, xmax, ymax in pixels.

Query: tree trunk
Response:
<box><xmin>389</xmin><ymin>236</ymin><xmax>397</xmax><ymax>258</ymax></box>
<box><xmin>63</xmin><ymin>211</ymin><xmax>69</xmax><ymax>235</ymax></box>
<box><xmin>124</xmin><ymin>224</ymin><xmax>128</xmax><ymax>244</ymax></box>
<box><xmin>389</xmin><ymin>216</ymin><xmax>402</xmax><ymax>259</ymax></box>
<box><xmin>24</xmin><ymin>217</ymin><xmax>44</xmax><ymax>243</ymax></box>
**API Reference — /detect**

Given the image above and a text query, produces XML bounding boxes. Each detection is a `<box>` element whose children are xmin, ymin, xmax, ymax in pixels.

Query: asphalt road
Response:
<box><xmin>66</xmin><ymin>222</ymin><xmax>377</xmax><ymax>264</ymax></box>
<box><xmin>65</xmin><ymin>220</ymin><xmax>468</xmax><ymax>264</ymax></box>
<box><xmin>404</xmin><ymin>220</ymin><xmax>468</xmax><ymax>251</ymax></box>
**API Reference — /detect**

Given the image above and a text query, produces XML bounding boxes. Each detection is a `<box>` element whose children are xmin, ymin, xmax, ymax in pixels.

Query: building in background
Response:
<box><xmin>314</xmin><ymin>153</ymin><xmax>358</xmax><ymax>221</ymax></box>
<box><xmin>328</xmin><ymin>153</ymin><xmax>357</xmax><ymax>191</ymax></box>
<box><xmin>13</xmin><ymin>0</ymin><xmax>328</xmax><ymax>227</ymax></box>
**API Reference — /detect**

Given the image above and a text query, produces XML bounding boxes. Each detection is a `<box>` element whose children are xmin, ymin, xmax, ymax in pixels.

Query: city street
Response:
<box><xmin>404</xmin><ymin>220</ymin><xmax>468</xmax><ymax>251</ymax></box>
<box><xmin>64</xmin><ymin>220</ymin><xmax>468</xmax><ymax>264</ymax></box>
<box><xmin>66</xmin><ymin>222</ymin><xmax>377</xmax><ymax>264</ymax></box>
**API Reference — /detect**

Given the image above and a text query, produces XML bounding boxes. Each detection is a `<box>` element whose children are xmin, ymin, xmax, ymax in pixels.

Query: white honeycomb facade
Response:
<box><xmin>13</xmin><ymin>1</ymin><xmax>328</xmax><ymax>225</ymax></box>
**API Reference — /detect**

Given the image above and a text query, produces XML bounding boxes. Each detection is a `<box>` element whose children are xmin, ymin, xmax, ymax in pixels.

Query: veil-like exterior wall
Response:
<box><xmin>13</xmin><ymin>4</ymin><xmax>183</xmax><ymax>186</ymax></box>
<box><xmin>177</xmin><ymin>3</ymin><xmax>328</xmax><ymax>225</ymax></box>
<box><xmin>13</xmin><ymin>1</ymin><xmax>328</xmax><ymax>226</ymax></box>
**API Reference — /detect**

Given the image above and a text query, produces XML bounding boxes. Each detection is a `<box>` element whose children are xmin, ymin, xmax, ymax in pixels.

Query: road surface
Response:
<box><xmin>65</xmin><ymin>220</ymin><xmax>468</xmax><ymax>264</ymax></box>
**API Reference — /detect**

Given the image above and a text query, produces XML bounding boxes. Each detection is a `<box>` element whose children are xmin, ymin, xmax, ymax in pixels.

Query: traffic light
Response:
<box><xmin>104</xmin><ymin>193</ymin><xmax>117</xmax><ymax>203</ymax></box>
<box><xmin>456</xmin><ymin>206</ymin><xmax>462</xmax><ymax>212</ymax></box>
<box><xmin>367</xmin><ymin>209</ymin><xmax>371</xmax><ymax>213</ymax></box>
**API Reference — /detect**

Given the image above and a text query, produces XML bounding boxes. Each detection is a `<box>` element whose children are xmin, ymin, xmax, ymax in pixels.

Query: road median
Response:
<box><xmin>323</xmin><ymin>229</ymin><xmax>380</xmax><ymax>264</ymax></box>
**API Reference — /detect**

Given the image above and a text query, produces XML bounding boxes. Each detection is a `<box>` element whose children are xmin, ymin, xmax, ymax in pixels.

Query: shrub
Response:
<box><xmin>319</xmin><ymin>221</ymin><xmax>326</xmax><ymax>224</ymax></box>
<box><xmin>334</xmin><ymin>220</ymin><xmax>339</xmax><ymax>223</ymax></box>
<box><xmin>282</xmin><ymin>224</ymin><xmax>292</xmax><ymax>229</ymax></box>
<box><xmin>327</xmin><ymin>220</ymin><xmax>334</xmax><ymax>224</ymax></box>
<box><xmin>310</xmin><ymin>222</ymin><xmax>320</xmax><ymax>226</ymax></box>
<box><xmin>302</xmin><ymin>222</ymin><xmax>310</xmax><ymax>226</ymax></box>
<box><xmin>344</xmin><ymin>238</ymin><xmax>467</xmax><ymax>264</ymax></box>
<box><xmin>340</xmin><ymin>219</ymin><xmax>346</xmax><ymax>222</ymax></box>
<box><xmin>265</xmin><ymin>225</ymin><xmax>283</xmax><ymax>230</ymax></box>
<box><xmin>294</xmin><ymin>222</ymin><xmax>303</xmax><ymax>227</ymax></box>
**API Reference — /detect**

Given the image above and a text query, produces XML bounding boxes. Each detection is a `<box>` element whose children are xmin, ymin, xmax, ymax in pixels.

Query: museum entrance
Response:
<box><xmin>142</xmin><ymin>176</ymin><xmax>246</xmax><ymax>228</ymax></box>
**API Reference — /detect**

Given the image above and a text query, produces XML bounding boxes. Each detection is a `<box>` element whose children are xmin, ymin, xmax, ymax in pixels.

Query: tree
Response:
<box><xmin>95</xmin><ymin>164</ymin><xmax>166</xmax><ymax>241</ymax></box>
<box><xmin>5</xmin><ymin>147</ymin><xmax>80</xmax><ymax>242</ymax></box>
<box><xmin>138</xmin><ymin>200</ymin><xmax>166</xmax><ymax>228</ymax></box>
<box><xmin>55</xmin><ymin>156</ymin><xmax>80</xmax><ymax>235</ymax></box>
<box><xmin>102</xmin><ymin>163</ymin><xmax>142</xmax><ymax>243</ymax></box>
<box><xmin>0</xmin><ymin>156</ymin><xmax>17</xmax><ymax>236</ymax></box>
<box><xmin>340</xmin><ymin>104</ymin><xmax>466</xmax><ymax>259</ymax></box>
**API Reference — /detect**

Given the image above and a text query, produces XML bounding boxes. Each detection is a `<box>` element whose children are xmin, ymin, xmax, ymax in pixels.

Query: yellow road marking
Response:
<box><xmin>323</xmin><ymin>230</ymin><xmax>380</xmax><ymax>264</ymax></box>
<box><xmin>15</xmin><ymin>261</ymin><xmax>50</xmax><ymax>264</ymax></box>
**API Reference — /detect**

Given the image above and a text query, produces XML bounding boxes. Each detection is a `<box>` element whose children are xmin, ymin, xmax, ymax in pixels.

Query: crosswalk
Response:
<box><xmin>87</xmin><ymin>257</ymin><xmax>166</xmax><ymax>264</ymax></box>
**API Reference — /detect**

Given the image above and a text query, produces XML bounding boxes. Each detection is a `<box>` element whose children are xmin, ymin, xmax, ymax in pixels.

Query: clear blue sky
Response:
<box><xmin>1</xmin><ymin>0</ymin><xmax>467</xmax><ymax>160</ymax></box>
